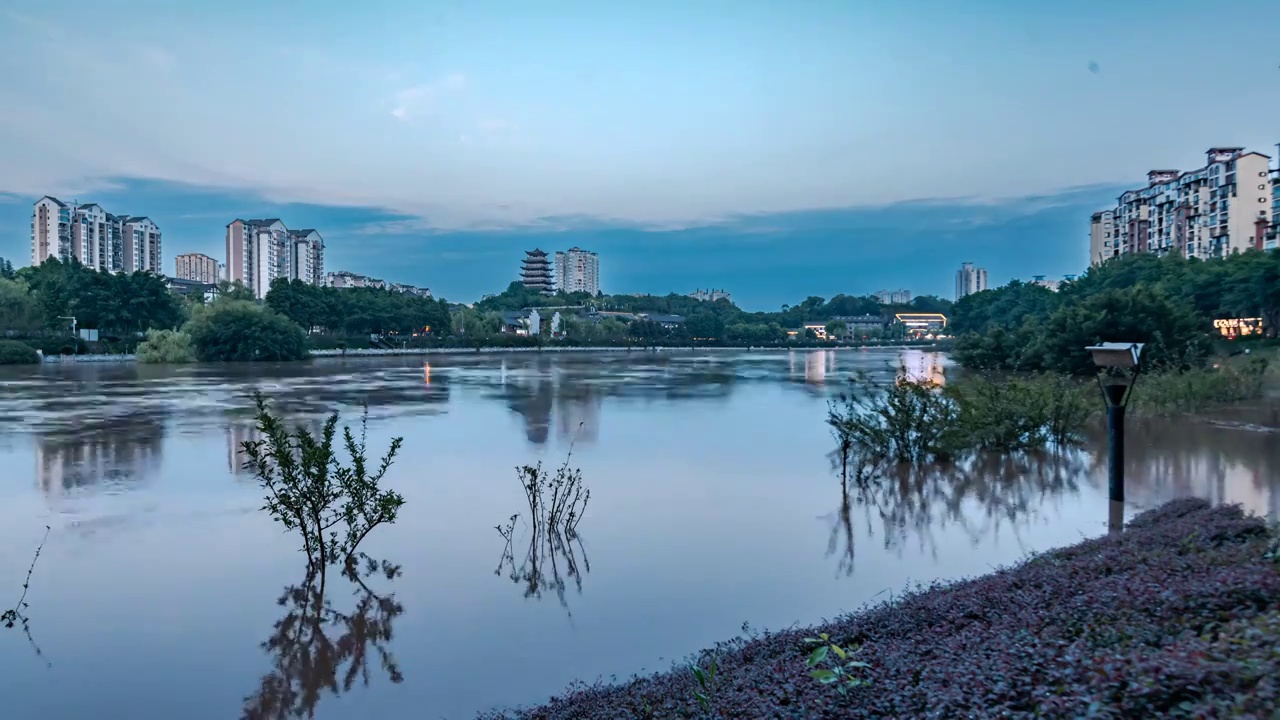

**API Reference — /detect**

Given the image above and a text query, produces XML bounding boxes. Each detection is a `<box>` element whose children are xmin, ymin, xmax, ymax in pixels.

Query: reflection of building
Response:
<box><xmin>898</xmin><ymin>350</ymin><xmax>946</xmax><ymax>386</ymax></box>
<box><xmin>803</xmin><ymin>350</ymin><xmax>836</xmax><ymax>385</ymax></box>
<box><xmin>36</xmin><ymin>419</ymin><xmax>166</xmax><ymax>498</ymax></box>
<box><xmin>227</xmin><ymin>424</ymin><xmax>262</xmax><ymax>475</ymax></box>
<box><xmin>955</xmin><ymin>262</ymin><xmax>987</xmax><ymax>300</ymax></box>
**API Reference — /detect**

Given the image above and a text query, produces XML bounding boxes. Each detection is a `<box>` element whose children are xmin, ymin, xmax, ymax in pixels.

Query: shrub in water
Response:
<box><xmin>135</xmin><ymin>329</ymin><xmax>196</xmax><ymax>364</ymax></box>
<box><xmin>241</xmin><ymin>394</ymin><xmax>405</xmax><ymax>572</ymax></box>
<box><xmin>0</xmin><ymin>340</ymin><xmax>40</xmax><ymax>365</ymax></box>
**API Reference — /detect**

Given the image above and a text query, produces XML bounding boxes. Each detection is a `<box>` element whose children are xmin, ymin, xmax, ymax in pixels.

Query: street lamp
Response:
<box><xmin>1085</xmin><ymin>342</ymin><xmax>1144</xmax><ymax>533</ymax></box>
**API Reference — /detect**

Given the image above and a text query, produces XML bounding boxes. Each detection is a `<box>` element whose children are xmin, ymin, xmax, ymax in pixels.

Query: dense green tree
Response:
<box><xmin>825</xmin><ymin>319</ymin><xmax>849</xmax><ymax>339</ymax></box>
<box><xmin>265</xmin><ymin>278</ymin><xmax>453</xmax><ymax>339</ymax></box>
<box><xmin>184</xmin><ymin>300</ymin><xmax>308</xmax><ymax>361</ymax></box>
<box><xmin>0</xmin><ymin>278</ymin><xmax>42</xmax><ymax>334</ymax></box>
<box><xmin>0</xmin><ymin>340</ymin><xmax>39</xmax><ymax>364</ymax></box>
<box><xmin>17</xmin><ymin>258</ymin><xmax>183</xmax><ymax>334</ymax></box>
<box><xmin>0</xmin><ymin>257</ymin><xmax>14</xmax><ymax>279</ymax></box>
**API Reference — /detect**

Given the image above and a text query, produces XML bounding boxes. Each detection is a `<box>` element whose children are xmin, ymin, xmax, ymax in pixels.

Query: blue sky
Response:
<box><xmin>2</xmin><ymin>0</ymin><xmax>1278</xmax><ymax>308</ymax></box>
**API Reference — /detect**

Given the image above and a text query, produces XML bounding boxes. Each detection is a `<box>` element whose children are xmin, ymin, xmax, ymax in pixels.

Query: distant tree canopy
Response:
<box><xmin>467</xmin><ymin>282</ymin><xmax>951</xmax><ymax>344</ymax></box>
<box><xmin>265</xmin><ymin>278</ymin><xmax>453</xmax><ymax>337</ymax></box>
<box><xmin>16</xmin><ymin>258</ymin><xmax>184</xmax><ymax>335</ymax></box>
<box><xmin>951</xmin><ymin>251</ymin><xmax>1280</xmax><ymax>374</ymax></box>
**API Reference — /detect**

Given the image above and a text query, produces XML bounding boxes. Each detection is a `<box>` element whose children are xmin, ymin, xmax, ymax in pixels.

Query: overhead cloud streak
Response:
<box><xmin>1</xmin><ymin>1</ymin><xmax>1277</xmax><ymax>230</ymax></box>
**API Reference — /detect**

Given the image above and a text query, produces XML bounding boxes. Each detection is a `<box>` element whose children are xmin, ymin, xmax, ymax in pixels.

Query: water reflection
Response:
<box><xmin>824</xmin><ymin>450</ymin><xmax>1090</xmax><ymax>570</ymax></box>
<box><xmin>35</xmin><ymin>413</ymin><xmax>166</xmax><ymax>497</ymax></box>
<box><xmin>495</xmin><ymin>515</ymin><xmax>592</xmax><ymax>617</ymax></box>
<box><xmin>242</xmin><ymin>556</ymin><xmax>404</xmax><ymax>720</ymax></box>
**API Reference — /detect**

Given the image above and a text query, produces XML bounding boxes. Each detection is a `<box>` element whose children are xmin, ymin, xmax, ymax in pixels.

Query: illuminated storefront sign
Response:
<box><xmin>1213</xmin><ymin>317</ymin><xmax>1263</xmax><ymax>338</ymax></box>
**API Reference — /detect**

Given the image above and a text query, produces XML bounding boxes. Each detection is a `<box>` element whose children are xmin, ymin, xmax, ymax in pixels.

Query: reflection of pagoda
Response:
<box><xmin>521</xmin><ymin>249</ymin><xmax>554</xmax><ymax>295</ymax></box>
<box><xmin>556</xmin><ymin>387</ymin><xmax>602</xmax><ymax>445</ymax></box>
<box><xmin>35</xmin><ymin>418</ymin><xmax>165</xmax><ymax>498</ymax></box>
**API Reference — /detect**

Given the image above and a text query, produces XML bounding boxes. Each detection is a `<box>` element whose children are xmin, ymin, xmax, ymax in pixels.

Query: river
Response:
<box><xmin>0</xmin><ymin>349</ymin><xmax>1277</xmax><ymax>719</ymax></box>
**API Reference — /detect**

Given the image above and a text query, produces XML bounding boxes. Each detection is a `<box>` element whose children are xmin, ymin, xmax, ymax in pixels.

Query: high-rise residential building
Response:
<box><xmin>874</xmin><ymin>289</ymin><xmax>912</xmax><ymax>305</ymax></box>
<box><xmin>225</xmin><ymin>219</ymin><xmax>323</xmax><ymax>299</ymax></box>
<box><xmin>31</xmin><ymin>197</ymin><xmax>159</xmax><ymax>273</ymax></box>
<box><xmin>1262</xmin><ymin>166</ymin><xmax>1280</xmax><ymax>251</ymax></box>
<box><xmin>553</xmin><ymin>247</ymin><xmax>599</xmax><ymax>295</ymax></box>
<box><xmin>121</xmin><ymin>216</ymin><xmax>162</xmax><ymax>273</ymax></box>
<box><xmin>31</xmin><ymin>196</ymin><xmax>72</xmax><ymax>266</ymax></box>
<box><xmin>1089</xmin><ymin>210</ymin><xmax>1116</xmax><ymax>266</ymax></box>
<box><xmin>288</xmin><ymin>229</ymin><xmax>325</xmax><ymax>286</ymax></box>
<box><xmin>690</xmin><ymin>288</ymin><xmax>732</xmax><ymax>303</ymax></box>
<box><xmin>521</xmin><ymin>249</ymin><xmax>554</xmax><ymax>295</ymax></box>
<box><xmin>175</xmin><ymin>253</ymin><xmax>219</xmax><ymax>283</ymax></box>
<box><xmin>955</xmin><ymin>262</ymin><xmax>988</xmax><ymax>300</ymax></box>
<box><xmin>1094</xmin><ymin>147</ymin><xmax>1272</xmax><ymax>262</ymax></box>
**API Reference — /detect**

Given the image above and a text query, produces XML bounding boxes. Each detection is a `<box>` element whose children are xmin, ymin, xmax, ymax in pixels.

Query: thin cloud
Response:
<box><xmin>390</xmin><ymin>73</ymin><xmax>467</xmax><ymax>121</ymax></box>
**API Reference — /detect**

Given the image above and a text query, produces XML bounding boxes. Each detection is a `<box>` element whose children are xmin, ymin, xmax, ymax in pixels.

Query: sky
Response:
<box><xmin>2</xmin><ymin>0</ymin><xmax>1279</xmax><ymax>309</ymax></box>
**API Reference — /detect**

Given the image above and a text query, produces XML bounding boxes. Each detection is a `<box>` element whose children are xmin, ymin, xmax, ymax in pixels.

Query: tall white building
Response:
<box><xmin>31</xmin><ymin>197</ymin><xmax>160</xmax><ymax>272</ymax></box>
<box><xmin>553</xmin><ymin>247</ymin><xmax>599</xmax><ymax>295</ymax></box>
<box><xmin>955</xmin><ymin>262</ymin><xmax>988</xmax><ymax>300</ymax></box>
<box><xmin>1094</xmin><ymin>147</ymin><xmax>1272</xmax><ymax>261</ymax></box>
<box><xmin>225</xmin><ymin>219</ymin><xmax>324</xmax><ymax>299</ymax></box>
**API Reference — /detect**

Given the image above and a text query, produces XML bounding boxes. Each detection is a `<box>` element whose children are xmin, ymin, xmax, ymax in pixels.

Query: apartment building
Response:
<box><xmin>1099</xmin><ymin>147</ymin><xmax>1272</xmax><ymax>262</ymax></box>
<box><xmin>1263</xmin><ymin>168</ymin><xmax>1280</xmax><ymax>251</ymax></box>
<box><xmin>691</xmin><ymin>288</ymin><xmax>732</xmax><ymax>303</ymax></box>
<box><xmin>553</xmin><ymin>247</ymin><xmax>599</xmax><ymax>295</ymax></box>
<box><xmin>175</xmin><ymin>253</ymin><xmax>219</xmax><ymax>283</ymax></box>
<box><xmin>325</xmin><ymin>270</ymin><xmax>431</xmax><ymax>296</ymax></box>
<box><xmin>225</xmin><ymin>219</ymin><xmax>324</xmax><ymax>299</ymax></box>
<box><xmin>31</xmin><ymin>197</ymin><xmax>160</xmax><ymax>272</ymax></box>
<box><xmin>955</xmin><ymin>262</ymin><xmax>988</xmax><ymax>300</ymax></box>
<box><xmin>1089</xmin><ymin>210</ymin><xmax>1116</xmax><ymax>266</ymax></box>
<box><xmin>288</xmin><ymin>229</ymin><xmax>325</xmax><ymax>286</ymax></box>
<box><xmin>874</xmin><ymin>289</ymin><xmax>912</xmax><ymax>305</ymax></box>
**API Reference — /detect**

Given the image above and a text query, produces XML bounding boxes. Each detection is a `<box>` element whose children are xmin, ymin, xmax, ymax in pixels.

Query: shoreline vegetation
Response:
<box><xmin>477</xmin><ymin>499</ymin><xmax>1280</xmax><ymax>719</ymax></box>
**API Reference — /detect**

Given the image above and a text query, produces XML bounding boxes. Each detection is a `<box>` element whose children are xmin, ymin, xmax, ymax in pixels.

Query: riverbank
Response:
<box><xmin>478</xmin><ymin>499</ymin><xmax>1280</xmax><ymax>719</ymax></box>
<box><xmin>35</xmin><ymin>343</ymin><xmax>947</xmax><ymax>364</ymax></box>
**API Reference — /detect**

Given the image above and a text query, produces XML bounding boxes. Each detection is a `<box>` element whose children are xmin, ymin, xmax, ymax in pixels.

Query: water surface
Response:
<box><xmin>0</xmin><ymin>350</ymin><xmax>1276</xmax><ymax>719</ymax></box>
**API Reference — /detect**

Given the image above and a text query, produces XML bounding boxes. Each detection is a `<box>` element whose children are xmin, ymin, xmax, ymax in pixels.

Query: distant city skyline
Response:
<box><xmin>0</xmin><ymin>178</ymin><xmax>1117</xmax><ymax>310</ymax></box>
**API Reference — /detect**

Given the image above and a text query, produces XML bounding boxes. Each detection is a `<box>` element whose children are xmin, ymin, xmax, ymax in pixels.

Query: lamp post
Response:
<box><xmin>1085</xmin><ymin>342</ymin><xmax>1144</xmax><ymax>534</ymax></box>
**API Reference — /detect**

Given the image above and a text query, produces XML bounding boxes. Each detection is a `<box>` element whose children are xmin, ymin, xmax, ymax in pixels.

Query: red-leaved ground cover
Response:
<box><xmin>477</xmin><ymin>498</ymin><xmax>1280</xmax><ymax>719</ymax></box>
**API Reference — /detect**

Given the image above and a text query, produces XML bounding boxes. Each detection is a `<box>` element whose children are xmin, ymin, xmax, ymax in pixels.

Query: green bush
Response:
<box><xmin>183</xmin><ymin>300</ymin><xmax>308</xmax><ymax>362</ymax></box>
<box><xmin>0</xmin><ymin>340</ymin><xmax>40</xmax><ymax>365</ymax></box>
<box><xmin>1131</xmin><ymin>356</ymin><xmax>1271</xmax><ymax>415</ymax></box>
<box><xmin>946</xmin><ymin>373</ymin><xmax>1094</xmax><ymax>451</ymax></box>
<box><xmin>135</xmin><ymin>329</ymin><xmax>196</xmax><ymax>364</ymax></box>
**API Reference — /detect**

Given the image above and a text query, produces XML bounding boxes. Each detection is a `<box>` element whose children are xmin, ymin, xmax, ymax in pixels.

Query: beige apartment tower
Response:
<box><xmin>31</xmin><ymin>196</ymin><xmax>159</xmax><ymax>272</ymax></box>
<box><xmin>1097</xmin><ymin>147</ymin><xmax>1272</xmax><ymax>261</ymax></box>
<box><xmin>175</xmin><ymin>253</ymin><xmax>219</xmax><ymax>283</ymax></box>
<box><xmin>1089</xmin><ymin>210</ymin><xmax>1115</xmax><ymax>266</ymax></box>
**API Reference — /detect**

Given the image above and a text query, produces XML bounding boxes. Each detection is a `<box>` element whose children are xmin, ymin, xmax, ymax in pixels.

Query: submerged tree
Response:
<box><xmin>242</xmin><ymin>394</ymin><xmax>406</xmax><ymax>573</ymax></box>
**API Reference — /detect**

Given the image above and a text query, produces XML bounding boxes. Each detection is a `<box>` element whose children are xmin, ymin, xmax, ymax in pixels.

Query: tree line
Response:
<box><xmin>950</xmin><ymin>250</ymin><xmax>1280</xmax><ymax>374</ymax></box>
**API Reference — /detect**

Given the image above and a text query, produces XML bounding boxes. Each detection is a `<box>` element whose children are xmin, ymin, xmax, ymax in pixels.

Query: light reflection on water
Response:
<box><xmin>0</xmin><ymin>349</ymin><xmax>1277</xmax><ymax>719</ymax></box>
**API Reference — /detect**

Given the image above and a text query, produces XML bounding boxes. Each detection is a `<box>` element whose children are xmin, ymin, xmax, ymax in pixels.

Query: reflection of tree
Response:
<box><xmin>495</xmin><ymin>515</ymin><xmax>591</xmax><ymax>616</ymax></box>
<box><xmin>242</xmin><ymin>556</ymin><xmax>404</xmax><ymax>720</ymax></box>
<box><xmin>1087</xmin><ymin>418</ymin><xmax>1280</xmax><ymax>519</ymax></box>
<box><xmin>35</xmin><ymin>413</ymin><xmax>167</xmax><ymax>496</ymax></box>
<box><xmin>823</xmin><ymin>449</ymin><xmax>1088</xmax><ymax>568</ymax></box>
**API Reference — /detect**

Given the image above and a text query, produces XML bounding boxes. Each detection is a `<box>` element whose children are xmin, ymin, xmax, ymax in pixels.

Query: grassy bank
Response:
<box><xmin>479</xmin><ymin>499</ymin><xmax>1280</xmax><ymax>719</ymax></box>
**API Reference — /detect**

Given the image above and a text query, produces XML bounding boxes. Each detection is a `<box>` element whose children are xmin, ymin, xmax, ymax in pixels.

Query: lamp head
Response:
<box><xmin>1085</xmin><ymin>342</ymin><xmax>1144</xmax><ymax>370</ymax></box>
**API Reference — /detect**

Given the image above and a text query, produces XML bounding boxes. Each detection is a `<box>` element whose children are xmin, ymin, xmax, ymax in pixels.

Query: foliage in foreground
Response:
<box><xmin>0</xmin><ymin>339</ymin><xmax>40</xmax><ymax>365</ymax></box>
<box><xmin>478</xmin><ymin>499</ymin><xmax>1280</xmax><ymax>719</ymax></box>
<box><xmin>241</xmin><ymin>395</ymin><xmax>406</xmax><ymax>572</ymax></box>
<box><xmin>135</xmin><ymin>329</ymin><xmax>196</xmax><ymax>364</ymax></box>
